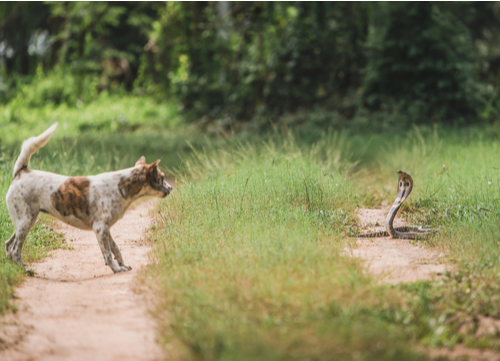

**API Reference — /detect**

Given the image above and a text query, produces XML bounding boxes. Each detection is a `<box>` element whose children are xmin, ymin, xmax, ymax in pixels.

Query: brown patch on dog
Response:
<box><xmin>51</xmin><ymin>177</ymin><xmax>91</xmax><ymax>220</ymax></box>
<box><xmin>118</xmin><ymin>168</ymin><xmax>147</xmax><ymax>199</ymax></box>
<box><xmin>135</xmin><ymin>156</ymin><xmax>147</xmax><ymax>167</ymax></box>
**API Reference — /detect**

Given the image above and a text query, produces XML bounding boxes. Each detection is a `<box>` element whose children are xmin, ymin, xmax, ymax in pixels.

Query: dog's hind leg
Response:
<box><xmin>93</xmin><ymin>222</ymin><xmax>131</xmax><ymax>273</ymax></box>
<box><xmin>10</xmin><ymin>213</ymin><xmax>39</xmax><ymax>270</ymax></box>
<box><xmin>109</xmin><ymin>237</ymin><xmax>132</xmax><ymax>270</ymax></box>
<box><xmin>6</xmin><ymin>192</ymin><xmax>39</xmax><ymax>269</ymax></box>
<box><xmin>5</xmin><ymin>232</ymin><xmax>15</xmax><ymax>256</ymax></box>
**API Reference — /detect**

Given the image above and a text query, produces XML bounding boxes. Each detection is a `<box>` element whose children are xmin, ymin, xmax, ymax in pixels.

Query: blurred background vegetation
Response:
<box><xmin>2</xmin><ymin>1</ymin><xmax>500</xmax><ymax>134</ymax></box>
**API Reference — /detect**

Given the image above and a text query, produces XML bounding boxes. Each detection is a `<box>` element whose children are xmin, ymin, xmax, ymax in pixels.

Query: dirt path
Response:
<box><xmin>0</xmin><ymin>200</ymin><xmax>162</xmax><ymax>361</ymax></box>
<box><xmin>347</xmin><ymin>206</ymin><xmax>448</xmax><ymax>283</ymax></box>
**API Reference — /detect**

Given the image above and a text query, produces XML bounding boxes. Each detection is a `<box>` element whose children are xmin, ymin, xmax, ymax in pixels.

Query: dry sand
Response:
<box><xmin>348</xmin><ymin>206</ymin><xmax>448</xmax><ymax>283</ymax></box>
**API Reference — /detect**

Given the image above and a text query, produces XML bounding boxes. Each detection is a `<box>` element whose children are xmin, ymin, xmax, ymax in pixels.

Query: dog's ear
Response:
<box><xmin>150</xmin><ymin>158</ymin><xmax>161</xmax><ymax>168</ymax></box>
<box><xmin>147</xmin><ymin>159</ymin><xmax>161</xmax><ymax>174</ymax></box>
<box><xmin>135</xmin><ymin>156</ymin><xmax>147</xmax><ymax>167</ymax></box>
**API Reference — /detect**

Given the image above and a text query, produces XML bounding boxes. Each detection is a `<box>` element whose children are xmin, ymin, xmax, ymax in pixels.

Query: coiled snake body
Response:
<box><xmin>351</xmin><ymin>171</ymin><xmax>437</xmax><ymax>240</ymax></box>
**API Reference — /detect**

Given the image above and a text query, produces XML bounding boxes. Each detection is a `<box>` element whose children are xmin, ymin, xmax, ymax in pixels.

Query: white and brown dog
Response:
<box><xmin>5</xmin><ymin>123</ymin><xmax>172</xmax><ymax>273</ymax></box>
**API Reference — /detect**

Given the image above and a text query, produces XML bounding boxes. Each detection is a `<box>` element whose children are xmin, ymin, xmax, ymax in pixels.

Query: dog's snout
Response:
<box><xmin>163</xmin><ymin>182</ymin><xmax>173</xmax><ymax>197</ymax></box>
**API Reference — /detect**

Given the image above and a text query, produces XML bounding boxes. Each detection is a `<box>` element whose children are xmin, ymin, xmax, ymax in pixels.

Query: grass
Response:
<box><xmin>366</xmin><ymin>126</ymin><xmax>500</xmax><ymax>349</ymax></box>
<box><xmin>145</xmin><ymin>124</ymin><xmax>500</xmax><ymax>359</ymax></box>
<box><xmin>4</xmin><ymin>88</ymin><xmax>500</xmax><ymax>358</ymax></box>
<box><xmin>145</xmin><ymin>136</ymin><xmax>427</xmax><ymax>360</ymax></box>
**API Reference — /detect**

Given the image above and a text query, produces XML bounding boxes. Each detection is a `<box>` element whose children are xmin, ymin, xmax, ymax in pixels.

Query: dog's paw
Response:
<box><xmin>113</xmin><ymin>265</ymin><xmax>132</xmax><ymax>273</ymax></box>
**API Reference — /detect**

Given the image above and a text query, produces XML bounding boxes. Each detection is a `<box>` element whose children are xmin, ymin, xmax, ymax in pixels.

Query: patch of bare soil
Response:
<box><xmin>347</xmin><ymin>206</ymin><xmax>448</xmax><ymax>284</ymax></box>
<box><xmin>348</xmin><ymin>208</ymin><xmax>500</xmax><ymax>359</ymax></box>
<box><xmin>0</xmin><ymin>200</ymin><xmax>162</xmax><ymax>361</ymax></box>
<box><xmin>429</xmin><ymin>345</ymin><xmax>500</xmax><ymax>361</ymax></box>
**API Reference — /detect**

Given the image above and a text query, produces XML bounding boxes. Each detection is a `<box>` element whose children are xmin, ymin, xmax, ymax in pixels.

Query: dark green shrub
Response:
<box><xmin>363</xmin><ymin>3</ymin><xmax>478</xmax><ymax>124</ymax></box>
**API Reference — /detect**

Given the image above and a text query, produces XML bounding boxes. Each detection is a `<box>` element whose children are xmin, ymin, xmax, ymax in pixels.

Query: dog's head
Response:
<box><xmin>118</xmin><ymin>156</ymin><xmax>173</xmax><ymax>199</ymax></box>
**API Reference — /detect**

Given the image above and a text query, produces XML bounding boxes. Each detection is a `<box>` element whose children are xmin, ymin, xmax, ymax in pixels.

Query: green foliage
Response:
<box><xmin>146</xmin><ymin>2</ymin><xmax>500</xmax><ymax>126</ymax></box>
<box><xmin>255</xmin><ymin>3</ymin><xmax>367</xmax><ymax>116</ymax></box>
<box><xmin>46</xmin><ymin>1</ymin><xmax>155</xmax><ymax>74</ymax></box>
<box><xmin>0</xmin><ymin>2</ymin><xmax>158</xmax><ymax>104</ymax></box>
<box><xmin>152</xmin><ymin>2</ymin><xmax>370</xmax><ymax>123</ymax></box>
<box><xmin>5</xmin><ymin>2</ymin><xmax>500</xmax><ymax>127</ymax></box>
<box><xmin>0</xmin><ymin>2</ymin><xmax>51</xmax><ymax>76</ymax></box>
<box><xmin>0</xmin><ymin>92</ymin><xmax>183</xmax><ymax>145</ymax></box>
<box><xmin>363</xmin><ymin>3</ymin><xmax>478</xmax><ymax>124</ymax></box>
<box><xmin>6</xmin><ymin>66</ymin><xmax>100</xmax><ymax>108</ymax></box>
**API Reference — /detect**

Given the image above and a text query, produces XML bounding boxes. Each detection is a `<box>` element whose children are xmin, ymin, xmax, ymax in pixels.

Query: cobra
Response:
<box><xmin>351</xmin><ymin>170</ymin><xmax>437</xmax><ymax>240</ymax></box>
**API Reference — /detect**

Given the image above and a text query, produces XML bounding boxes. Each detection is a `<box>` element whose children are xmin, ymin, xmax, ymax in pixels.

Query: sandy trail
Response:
<box><xmin>0</xmin><ymin>200</ymin><xmax>162</xmax><ymax>361</ymax></box>
<box><xmin>349</xmin><ymin>207</ymin><xmax>500</xmax><ymax>359</ymax></box>
<box><xmin>348</xmin><ymin>206</ymin><xmax>448</xmax><ymax>283</ymax></box>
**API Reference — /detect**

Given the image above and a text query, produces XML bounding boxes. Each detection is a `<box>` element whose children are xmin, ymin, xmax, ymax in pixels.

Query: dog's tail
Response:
<box><xmin>13</xmin><ymin>123</ymin><xmax>58</xmax><ymax>177</ymax></box>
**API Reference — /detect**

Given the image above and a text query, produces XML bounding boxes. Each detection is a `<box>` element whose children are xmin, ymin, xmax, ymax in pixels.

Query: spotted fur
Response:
<box><xmin>5</xmin><ymin>123</ymin><xmax>173</xmax><ymax>273</ymax></box>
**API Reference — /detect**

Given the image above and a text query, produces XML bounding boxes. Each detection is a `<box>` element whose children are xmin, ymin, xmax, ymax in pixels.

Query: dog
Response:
<box><xmin>5</xmin><ymin>123</ymin><xmax>172</xmax><ymax>273</ymax></box>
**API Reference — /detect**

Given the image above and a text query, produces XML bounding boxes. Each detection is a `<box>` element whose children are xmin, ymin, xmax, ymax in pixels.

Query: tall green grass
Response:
<box><xmin>363</xmin><ymin>127</ymin><xmax>500</xmax><ymax>349</ymax></box>
<box><xmin>147</xmin><ymin>125</ymin><xmax>500</xmax><ymax>358</ymax></box>
<box><xmin>147</xmin><ymin>137</ymin><xmax>429</xmax><ymax>360</ymax></box>
<box><xmin>0</xmin><ymin>94</ymin><xmax>183</xmax><ymax>144</ymax></box>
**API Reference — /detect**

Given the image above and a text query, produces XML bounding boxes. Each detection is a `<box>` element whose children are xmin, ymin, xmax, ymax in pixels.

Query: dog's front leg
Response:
<box><xmin>93</xmin><ymin>222</ymin><xmax>131</xmax><ymax>273</ymax></box>
<box><xmin>109</xmin><ymin>236</ymin><xmax>132</xmax><ymax>271</ymax></box>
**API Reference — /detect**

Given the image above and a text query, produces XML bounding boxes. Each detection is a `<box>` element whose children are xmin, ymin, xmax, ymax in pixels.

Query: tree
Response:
<box><xmin>363</xmin><ymin>2</ymin><xmax>477</xmax><ymax>123</ymax></box>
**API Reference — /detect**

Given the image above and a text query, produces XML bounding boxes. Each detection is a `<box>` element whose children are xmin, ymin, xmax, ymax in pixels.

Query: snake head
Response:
<box><xmin>394</xmin><ymin>170</ymin><xmax>413</xmax><ymax>207</ymax></box>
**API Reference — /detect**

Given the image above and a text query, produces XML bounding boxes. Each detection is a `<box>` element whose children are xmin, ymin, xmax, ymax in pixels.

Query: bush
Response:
<box><xmin>363</xmin><ymin>3</ymin><xmax>478</xmax><ymax>124</ymax></box>
<box><xmin>5</xmin><ymin>65</ymin><xmax>101</xmax><ymax>109</ymax></box>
